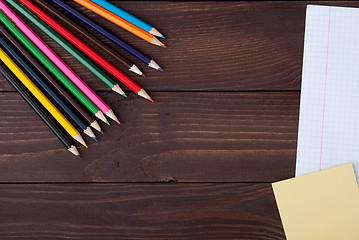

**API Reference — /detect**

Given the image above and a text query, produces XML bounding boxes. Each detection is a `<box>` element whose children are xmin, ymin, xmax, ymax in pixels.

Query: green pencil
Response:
<box><xmin>11</xmin><ymin>1</ymin><xmax>127</xmax><ymax>98</ymax></box>
<box><xmin>0</xmin><ymin>10</ymin><xmax>108</xmax><ymax>124</ymax></box>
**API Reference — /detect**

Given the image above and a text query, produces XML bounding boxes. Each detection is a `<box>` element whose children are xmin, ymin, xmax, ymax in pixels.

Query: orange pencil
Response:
<box><xmin>73</xmin><ymin>0</ymin><xmax>166</xmax><ymax>48</ymax></box>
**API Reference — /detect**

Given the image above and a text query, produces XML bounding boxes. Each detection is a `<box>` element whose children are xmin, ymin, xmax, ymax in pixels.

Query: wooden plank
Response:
<box><xmin>0</xmin><ymin>1</ymin><xmax>311</xmax><ymax>92</ymax></box>
<box><xmin>0</xmin><ymin>92</ymin><xmax>299</xmax><ymax>182</ymax></box>
<box><xmin>0</xmin><ymin>183</ymin><xmax>285</xmax><ymax>240</ymax></box>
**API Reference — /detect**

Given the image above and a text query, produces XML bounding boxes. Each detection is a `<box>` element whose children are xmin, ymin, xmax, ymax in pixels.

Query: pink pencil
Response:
<box><xmin>0</xmin><ymin>0</ymin><xmax>120</xmax><ymax>124</ymax></box>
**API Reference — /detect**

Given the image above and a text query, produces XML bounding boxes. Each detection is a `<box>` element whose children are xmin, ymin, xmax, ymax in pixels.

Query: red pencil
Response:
<box><xmin>19</xmin><ymin>0</ymin><xmax>153</xmax><ymax>102</ymax></box>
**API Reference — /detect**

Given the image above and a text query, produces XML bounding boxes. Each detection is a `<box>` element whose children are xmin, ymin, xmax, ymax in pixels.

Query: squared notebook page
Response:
<box><xmin>296</xmin><ymin>5</ymin><xmax>359</xmax><ymax>179</ymax></box>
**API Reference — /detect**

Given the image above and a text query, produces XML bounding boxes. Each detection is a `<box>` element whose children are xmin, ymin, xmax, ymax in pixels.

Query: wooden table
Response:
<box><xmin>1</xmin><ymin>1</ymin><xmax>356</xmax><ymax>239</ymax></box>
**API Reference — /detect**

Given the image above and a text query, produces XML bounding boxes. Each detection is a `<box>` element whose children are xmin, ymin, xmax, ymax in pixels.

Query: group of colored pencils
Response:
<box><xmin>0</xmin><ymin>0</ymin><xmax>166</xmax><ymax>158</ymax></box>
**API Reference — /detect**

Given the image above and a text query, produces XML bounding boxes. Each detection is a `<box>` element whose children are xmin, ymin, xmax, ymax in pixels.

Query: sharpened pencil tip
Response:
<box><xmin>123</xmin><ymin>93</ymin><xmax>127</xmax><ymax>98</ymax></box>
<box><xmin>77</xmin><ymin>155</ymin><xmax>82</xmax><ymax>160</ymax></box>
<box><xmin>149</xmin><ymin>98</ymin><xmax>154</xmax><ymax>103</ymax></box>
<box><xmin>84</xmin><ymin>144</ymin><xmax>88</xmax><ymax>148</ymax></box>
<box><xmin>150</xmin><ymin>28</ymin><xmax>164</xmax><ymax>38</ymax></box>
<box><xmin>141</xmin><ymin>73</ymin><xmax>146</xmax><ymax>77</ymax></box>
<box><xmin>105</xmin><ymin>120</ymin><xmax>110</xmax><ymax>125</ymax></box>
<box><xmin>161</xmin><ymin>45</ymin><xmax>167</xmax><ymax>48</ymax></box>
<box><xmin>92</xmin><ymin>137</ymin><xmax>98</xmax><ymax>142</ymax></box>
<box><xmin>115</xmin><ymin>119</ymin><xmax>121</xmax><ymax>125</ymax></box>
<box><xmin>158</xmin><ymin>68</ymin><xmax>164</xmax><ymax>72</ymax></box>
<box><xmin>100</xmin><ymin>130</ymin><xmax>104</xmax><ymax>134</ymax></box>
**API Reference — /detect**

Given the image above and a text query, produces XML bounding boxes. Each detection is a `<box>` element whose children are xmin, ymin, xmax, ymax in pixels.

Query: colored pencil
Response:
<box><xmin>0</xmin><ymin>62</ymin><xmax>81</xmax><ymax>157</ymax></box>
<box><xmin>34</xmin><ymin>0</ymin><xmax>144</xmax><ymax>77</ymax></box>
<box><xmin>19</xmin><ymin>0</ymin><xmax>153</xmax><ymax>103</ymax></box>
<box><xmin>2</xmin><ymin>0</ymin><xmax>120</xmax><ymax>124</ymax></box>
<box><xmin>14</xmin><ymin>0</ymin><xmax>127</xmax><ymax>99</ymax></box>
<box><xmin>50</xmin><ymin>0</ymin><xmax>163</xmax><ymax>71</ymax></box>
<box><xmin>0</xmin><ymin>11</ymin><xmax>108</xmax><ymax>125</ymax></box>
<box><xmin>0</xmin><ymin>34</ymin><xmax>97</xmax><ymax>141</ymax></box>
<box><xmin>0</xmin><ymin>48</ymin><xmax>88</xmax><ymax>147</ymax></box>
<box><xmin>73</xmin><ymin>0</ymin><xmax>166</xmax><ymax>48</ymax></box>
<box><xmin>89</xmin><ymin>0</ymin><xmax>164</xmax><ymax>38</ymax></box>
<box><xmin>0</xmin><ymin>25</ymin><xmax>102</xmax><ymax>133</ymax></box>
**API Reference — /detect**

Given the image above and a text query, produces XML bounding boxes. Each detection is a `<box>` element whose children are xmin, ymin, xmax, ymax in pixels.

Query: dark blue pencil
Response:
<box><xmin>0</xmin><ymin>61</ymin><xmax>81</xmax><ymax>157</ymax></box>
<box><xmin>49</xmin><ymin>0</ymin><xmax>163</xmax><ymax>72</ymax></box>
<box><xmin>0</xmin><ymin>34</ymin><xmax>98</xmax><ymax>141</ymax></box>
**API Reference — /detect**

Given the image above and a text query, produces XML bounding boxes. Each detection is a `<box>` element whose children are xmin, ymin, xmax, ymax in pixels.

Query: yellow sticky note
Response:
<box><xmin>272</xmin><ymin>164</ymin><xmax>359</xmax><ymax>240</ymax></box>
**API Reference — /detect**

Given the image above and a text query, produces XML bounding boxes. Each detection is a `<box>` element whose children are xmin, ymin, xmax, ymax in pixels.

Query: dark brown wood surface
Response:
<box><xmin>0</xmin><ymin>183</ymin><xmax>285</xmax><ymax>240</ymax></box>
<box><xmin>0</xmin><ymin>91</ymin><xmax>299</xmax><ymax>182</ymax></box>
<box><xmin>1</xmin><ymin>1</ymin><xmax>355</xmax><ymax>239</ymax></box>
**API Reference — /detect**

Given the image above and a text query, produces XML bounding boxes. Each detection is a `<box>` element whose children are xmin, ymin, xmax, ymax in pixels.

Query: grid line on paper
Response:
<box><xmin>320</xmin><ymin>6</ymin><xmax>331</xmax><ymax>170</ymax></box>
<box><xmin>296</xmin><ymin>5</ymin><xmax>359</xmax><ymax>181</ymax></box>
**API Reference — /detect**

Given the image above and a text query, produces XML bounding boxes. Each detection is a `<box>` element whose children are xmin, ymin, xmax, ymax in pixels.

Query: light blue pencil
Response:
<box><xmin>89</xmin><ymin>0</ymin><xmax>165</xmax><ymax>38</ymax></box>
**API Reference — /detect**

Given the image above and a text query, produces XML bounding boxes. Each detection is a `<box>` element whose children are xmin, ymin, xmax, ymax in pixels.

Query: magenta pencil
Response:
<box><xmin>0</xmin><ymin>0</ymin><xmax>120</xmax><ymax>123</ymax></box>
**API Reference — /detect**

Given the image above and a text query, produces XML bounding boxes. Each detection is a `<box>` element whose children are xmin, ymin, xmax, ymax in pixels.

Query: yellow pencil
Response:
<box><xmin>0</xmin><ymin>48</ymin><xmax>87</xmax><ymax>148</ymax></box>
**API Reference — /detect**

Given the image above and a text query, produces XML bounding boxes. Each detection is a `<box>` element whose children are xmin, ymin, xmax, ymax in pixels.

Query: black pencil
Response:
<box><xmin>0</xmin><ymin>24</ymin><xmax>102</xmax><ymax>133</ymax></box>
<box><xmin>0</xmin><ymin>61</ymin><xmax>80</xmax><ymax>157</ymax></box>
<box><xmin>0</xmin><ymin>34</ymin><xmax>98</xmax><ymax>142</ymax></box>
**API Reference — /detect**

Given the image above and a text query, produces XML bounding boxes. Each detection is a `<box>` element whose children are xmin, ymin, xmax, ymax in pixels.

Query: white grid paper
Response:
<box><xmin>296</xmin><ymin>5</ymin><xmax>359</xmax><ymax>180</ymax></box>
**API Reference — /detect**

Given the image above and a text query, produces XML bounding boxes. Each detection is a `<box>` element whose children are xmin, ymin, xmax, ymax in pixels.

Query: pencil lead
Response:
<box><xmin>123</xmin><ymin>93</ymin><xmax>127</xmax><ymax>98</ymax></box>
<box><xmin>100</xmin><ymin>130</ymin><xmax>104</xmax><ymax>135</ymax></box>
<box><xmin>149</xmin><ymin>98</ymin><xmax>154</xmax><ymax>103</ymax></box>
<box><xmin>106</xmin><ymin>109</ymin><xmax>120</xmax><ymax>124</ymax></box>
<box><xmin>129</xmin><ymin>64</ymin><xmax>144</xmax><ymax>76</ymax></box>
<box><xmin>84</xmin><ymin>127</ymin><xmax>97</xmax><ymax>140</ymax></box>
<box><xmin>112</xmin><ymin>84</ymin><xmax>126</xmax><ymax>97</ymax></box>
<box><xmin>148</xmin><ymin>60</ymin><xmax>162</xmax><ymax>70</ymax></box>
<box><xmin>150</xmin><ymin>28</ymin><xmax>165</xmax><ymax>39</ymax></box>
<box><xmin>74</xmin><ymin>134</ymin><xmax>87</xmax><ymax>148</ymax></box>
<box><xmin>151</xmin><ymin>37</ymin><xmax>166</xmax><ymax>47</ymax></box>
<box><xmin>158</xmin><ymin>68</ymin><xmax>164</xmax><ymax>72</ymax></box>
<box><xmin>95</xmin><ymin>111</ymin><xmax>108</xmax><ymax>124</ymax></box>
<box><xmin>84</xmin><ymin>144</ymin><xmax>88</xmax><ymax>149</ymax></box>
<box><xmin>105</xmin><ymin>119</ymin><xmax>110</xmax><ymax>125</ymax></box>
<box><xmin>138</xmin><ymin>89</ymin><xmax>153</xmax><ymax>102</ymax></box>
<box><xmin>141</xmin><ymin>73</ymin><xmax>146</xmax><ymax>77</ymax></box>
<box><xmin>77</xmin><ymin>155</ymin><xmax>82</xmax><ymax>160</ymax></box>
<box><xmin>92</xmin><ymin>137</ymin><xmax>98</xmax><ymax>142</ymax></box>
<box><xmin>90</xmin><ymin>120</ymin><xmax>102</xmax><ymax>133</ymax></box>
<box><xmin>69</xmin><ymin>145</ymin><xmax>80</xmax><ymax>157</ymax></box>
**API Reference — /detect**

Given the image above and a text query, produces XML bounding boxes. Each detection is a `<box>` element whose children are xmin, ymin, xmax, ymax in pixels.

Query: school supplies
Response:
<box><xmin>1</xmin><ymin>0</ymin><xmax>120</xmax><ymax>124</ymax></box>
<box><xmin>0</xmin><ymin>34</ymin><xmax>98</xmax><ymax>141</ymax></box>
<box><xmin>73</xmin><ymin>0</ymin><xmax>166</xmax><ymax>47</ymax></box>
<box><xmin>272</xmin><ymin>164</ymin><xmax>359</xmax><ymax>240</ymax></box>
<box><xmin>89</xmin><ymin>0</ymin><xmax>164</xmax><ymax>38</ymax></box>
<box><xmin>0</xmin><ymin>11</ymin><xmax>108</xmax><ymax>125</ymax></box>
<box><xmin>296</xmin><ymin>5</ymin><xmax>359</xmax><ymax>180</ymax></box>
<box><xmin>0</xmin><ymin>48</ymin><xmax>88</xmax><ymax>147</ymax></box>
<box><xmin>13</xmin><ymin>0</ymin><xmax>127</xmax><ymax>98</ymax></box>
<box><xmin>0</xmin><ymin>0</ymin><xmax>166</xmax><ymax>156</ymax></box>
<box><xmin>50</xmin><ymin>0</ymin><xmax>163</xmax><ymax>71</ymax></box>
<box><xmin>33</xmin><ymin>0</ymin><xmax>144</xmax><ymax>77</ymax></box>
<box><xmin>0</xmin><ymin>62</ymin><xmax>81</xmax><ymax>157</ymax></box>
<box><xmin>0</xmin><ymin>25</ymin><xmax>102</xmax><ymax>133</ymax></box>
<box><xmin>18</xmin><ymin>0</ymin><xmax>153</xmax><ymax>102</ymax></box>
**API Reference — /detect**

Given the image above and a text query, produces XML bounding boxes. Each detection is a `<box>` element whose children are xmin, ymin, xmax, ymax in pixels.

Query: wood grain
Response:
<box><xmin>0</xmin><ymin>91</ymin><xmax>299</xmax><ymax>182</ymax></box>
<box><xmin>0</xmin><ymin>2</ymin><xmax>329</xmax><ymax>238</ymax></box>
<box><xmin>0</xmin><ymin>183</ymin><xmax>285</xmax><ymax>240</ymax></box>
<box><xmin>0</xmin><ymin>1</ymin><xmax>309</xmax><ymax>92</ymax></box>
